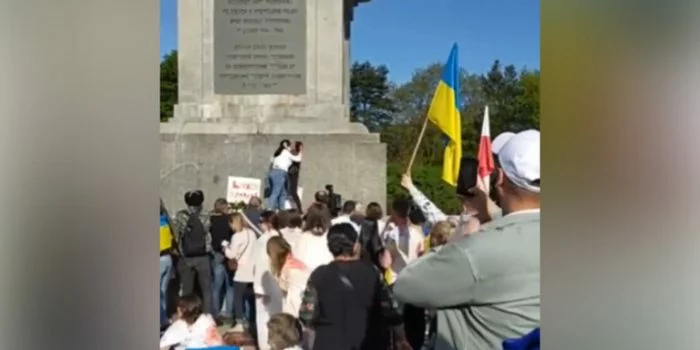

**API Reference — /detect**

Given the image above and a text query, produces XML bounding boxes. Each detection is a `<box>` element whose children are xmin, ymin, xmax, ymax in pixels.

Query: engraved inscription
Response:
<box><xmin>214</xmin><ymin>0</ymin><xmax>306</xmax><ymax>94</ymax></box>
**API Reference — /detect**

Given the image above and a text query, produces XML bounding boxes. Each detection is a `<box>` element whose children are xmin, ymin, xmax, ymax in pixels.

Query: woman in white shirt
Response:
<box><xmin>222</xmin><ymin>213</ymin><xmax>257</xmax><ymax>332</ymax></box>
<box><xmin>159</xmin><ymin>294</ymin><xmax>224</xmax><ymax>350</ymax></box>
<box><xmin>252</xmin><ymin>211</ymin><xmax>284</xmax><ymax>350</ymax></box>
<box><xmin>267</xmin><ymin>140</ymin><xmax>303</xmax><ymax>211</ymax></box>
<box><xmin>292</xmin><ymin>203</ymin><xmax>334</xmax><ymax>273</ymax></box>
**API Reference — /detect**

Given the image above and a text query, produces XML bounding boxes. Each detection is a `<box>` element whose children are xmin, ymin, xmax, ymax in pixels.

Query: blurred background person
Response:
<box><xmin>245</xmin><ymin>196</ymin><xmax>264</xmax><ymax>234</ymax></box>
<box><xmin>210</xmin><ymin>198</ymin><xmax>234</xmax><ymax>324</ymax></box>
<box><xmin>331</xmin><ymin>200</ymin><xmax>361</xmax><ymax>232</ymax></box>
<box><xmin>384</xmin><ymin>199</ymin><xmax>426</xmax><ymax>350</ymax></box>
<box><xmin>364</xmin><ymin>202</ymin><xmax>391</xmax><ymax>235</ymax></box>
<box><xmin>267</xmin><ymin>313</ymin><xmax>304</xmax><ymax>350</ymax></box>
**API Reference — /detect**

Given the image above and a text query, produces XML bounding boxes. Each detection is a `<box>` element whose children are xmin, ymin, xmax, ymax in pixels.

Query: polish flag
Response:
<box><xmin>477</xmin><ymin>106</ymin><xmax>495</xmax><ymax>192</ymax></box>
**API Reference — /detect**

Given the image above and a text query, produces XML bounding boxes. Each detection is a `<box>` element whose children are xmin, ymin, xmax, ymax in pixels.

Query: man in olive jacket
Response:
<box><xmin>393</xmin><ymin>130</ymin><xmax>541</xmax><ymax>350</ymax></box>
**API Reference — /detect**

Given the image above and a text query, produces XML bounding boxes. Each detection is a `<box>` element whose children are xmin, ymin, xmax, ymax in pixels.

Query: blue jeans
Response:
<box><xmin>211</xmin><ymin>252</ymin><xmax>234</xmax><ymax>318</ymax></box>
<box><xmin>159</xmin><ymin>255</ymin><xmax>172</xmax><ymax>326</ymax></box>
<box><xmin>266</xmin><ymin>168</ymin><xmax>288</xmax><ymax>210</ymax></box>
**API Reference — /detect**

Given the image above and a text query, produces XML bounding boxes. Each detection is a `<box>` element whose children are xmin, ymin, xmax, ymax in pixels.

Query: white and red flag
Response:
<box><xmin>476</xmin><ymin>106</ymin><xmax>495</xmax><ymax>192</ymax></box>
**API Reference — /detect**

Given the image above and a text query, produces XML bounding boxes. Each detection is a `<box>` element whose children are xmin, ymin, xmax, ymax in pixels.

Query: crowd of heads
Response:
<box><xmin>161</xmin><ymin>128</ymin><xmax>541</xmax><ymax>350</ymax></box>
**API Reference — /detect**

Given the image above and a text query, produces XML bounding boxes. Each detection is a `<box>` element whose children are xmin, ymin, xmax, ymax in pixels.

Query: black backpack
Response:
<box><xmin>181</xmin><ymin>212</ymin><xmax>207</xmax><ymax>257</ymax></box>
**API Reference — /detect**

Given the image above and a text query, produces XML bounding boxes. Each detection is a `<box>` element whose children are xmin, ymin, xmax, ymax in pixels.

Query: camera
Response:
<box><xmin>325</xmin><ymin>184</ymin><xmax>342</xmax><ymax>217</ymax></box>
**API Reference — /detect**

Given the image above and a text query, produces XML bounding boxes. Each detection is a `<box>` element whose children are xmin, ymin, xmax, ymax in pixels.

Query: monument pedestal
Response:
<box><xmin>160</xmin><ymin>121</ymin><xmax>386</xmax><ymax>209</ymax></box>
<box><xmin>160</xmin><ymin>0</ymin><xmax>385</xmax><ymax>209</ymax></box>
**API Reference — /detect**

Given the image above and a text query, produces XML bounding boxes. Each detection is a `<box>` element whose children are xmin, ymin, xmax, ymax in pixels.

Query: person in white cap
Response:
<box><xmin>393</xmin><ymin>129</ymin><xmax>540</xmax><ymax>350</ymax></box>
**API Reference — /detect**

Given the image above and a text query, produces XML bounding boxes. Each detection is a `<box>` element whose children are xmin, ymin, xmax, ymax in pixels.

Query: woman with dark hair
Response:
<box><xmin>266</xmin><ymin>139</ymin><xmax>302</xmax><ymax>210</ymax></box>
<box><xmin>357</xmin><ymin>219</ymin><xmax>386</xmax><ymax>271</ymax></box>
<box><xmin>286</xmin><ymin>141</ymin><xmax>304</xmax><ymax>210</ymax></box>
<box><xmin>297</xmin><ymin>223</ymin><xmax>411</xmax><ymax>350</ymax></box>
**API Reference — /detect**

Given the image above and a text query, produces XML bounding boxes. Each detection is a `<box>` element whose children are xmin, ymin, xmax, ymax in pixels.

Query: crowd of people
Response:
<box><xmin>158</xmin><ymin>129</ymin><xmax>541</xmax><ymax>350</ymax></box>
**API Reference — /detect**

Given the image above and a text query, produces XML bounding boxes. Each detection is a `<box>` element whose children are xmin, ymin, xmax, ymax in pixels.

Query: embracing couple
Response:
<box><xmin>266</xmin><ymin>139</ymin><xmax>304</xmax><ymax>211</ymax></box>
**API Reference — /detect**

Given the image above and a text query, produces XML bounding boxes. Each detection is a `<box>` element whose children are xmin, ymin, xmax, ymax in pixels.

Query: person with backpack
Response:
<box><xmin>173</xmin><ymin>190</ymin><xmax>214</xmax><ymax>317</ymax></box>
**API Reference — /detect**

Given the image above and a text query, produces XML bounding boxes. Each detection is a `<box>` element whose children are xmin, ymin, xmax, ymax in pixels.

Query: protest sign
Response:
<box><xmin>226</xmin><ymin>176</ymin><xmax>261</xmax><ymax>204</ymax></box>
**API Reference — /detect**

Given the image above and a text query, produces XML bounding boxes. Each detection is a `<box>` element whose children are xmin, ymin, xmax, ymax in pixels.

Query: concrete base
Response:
<box><xmin>160</xmin><ymin>122</ymin><xmax>386</xmax><ymax>211</ymax></box>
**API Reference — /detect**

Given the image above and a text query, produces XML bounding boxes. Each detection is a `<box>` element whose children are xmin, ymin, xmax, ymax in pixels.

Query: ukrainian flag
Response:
<box><xmin>160</xmin><ymin>213</ymin><xmax>173</xmax><ymax>252</ymax></box>
<box><xmin>427</xmin><ymin>44</ymin><xmax>462</xmax><ymax>186</ymax></box>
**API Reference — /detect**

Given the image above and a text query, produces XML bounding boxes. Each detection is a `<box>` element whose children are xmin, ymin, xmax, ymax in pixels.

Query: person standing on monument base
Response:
<box><xmin>287</xmin><ymin>141</ymin><xmax>304</xmax><ymax>211</ymax></box>
<box><xmin>267</xmin><ymin>140</ymin><xmax>303</xmax><ymax>211</ymax></box>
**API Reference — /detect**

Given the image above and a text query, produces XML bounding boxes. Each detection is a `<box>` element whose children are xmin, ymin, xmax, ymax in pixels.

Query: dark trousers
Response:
<box><xmin>403</xmin><ymin>303</ymin><xmax>427</xmax><ymax>350</ymax></box>
<box><xmin>177</xmin><ymin>255</ymin><xmax>213</xmax><ymax>316</ymax></box>
<box><xmin>287</xmin><ymin>173</ymin><xmax>302</xmax><ymax>210</ymax></box>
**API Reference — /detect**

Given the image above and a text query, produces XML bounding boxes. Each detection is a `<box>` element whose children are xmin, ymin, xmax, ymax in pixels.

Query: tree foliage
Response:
<box><xmin>373</xmin><ymin>60</ymin><xmax>540</xmax><ymax>211</ymax></box>
<box><xmin>160</xmin><ymin>50</ymin><xmax>178</xmax><ymax>122</ymax></box>
<box><xmin>349</xmin><ymin>61</ymin><xmax>395</xmax><ymax>132</ymax></box>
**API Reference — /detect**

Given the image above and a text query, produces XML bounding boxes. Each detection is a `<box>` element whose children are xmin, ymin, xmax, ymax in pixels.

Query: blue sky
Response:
<box><xmin>160</xmin><ymin>0</ymin><xmax>539</xmax><ymax>84</ymax></box>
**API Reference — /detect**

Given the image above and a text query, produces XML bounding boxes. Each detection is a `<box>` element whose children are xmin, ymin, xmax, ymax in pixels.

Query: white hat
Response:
<box><xmin>492</xmin><ymin>132</ymin><xmax>516</xmax><ymax>154</ymax></box>
<box><xmin>496</xmin><ymin>129</ymin><xmax>540</xmax><ymax>193</ymax></box>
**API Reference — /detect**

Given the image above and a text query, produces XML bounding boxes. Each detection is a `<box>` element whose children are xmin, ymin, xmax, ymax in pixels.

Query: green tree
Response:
<box><xmin>383</xmin><ymin>60</ymin><xmax>539</xmax><ymax>214</ymax></box>
<box><xmin>474</xmin><ymin>61</ymin><xmax>540</xmax><ymax>136</ymax></box>
<box><xmin>160</xmin><ymin>50</ymin><xmax>178</xmax><ymax>122</ymax></box>
<box><xmin>350</xmin><ymin>61</ymin><xmax>395</xmax><ymax>132</ymax></box>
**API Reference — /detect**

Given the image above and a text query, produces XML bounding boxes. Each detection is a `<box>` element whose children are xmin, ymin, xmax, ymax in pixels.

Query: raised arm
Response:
<box><xmin>284</xmin><ymin>149</ymin><xmax>302</xmax><ymax>163</ymax></box>
<box><xmin>400</xmin><ymin>174</ymin><xmax>448</xmax><ymax>224</ymax></box>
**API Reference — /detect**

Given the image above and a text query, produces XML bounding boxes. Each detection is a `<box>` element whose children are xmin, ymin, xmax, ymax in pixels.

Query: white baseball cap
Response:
<box><xmin>492</xmin><ymin>132</ymin><xmax>516</xmax><ymax>154</ymax></box>
<box><xmin>496</xmin><ymin>129</ymin><xmax>540</xmax><ymax>193</ymax></box>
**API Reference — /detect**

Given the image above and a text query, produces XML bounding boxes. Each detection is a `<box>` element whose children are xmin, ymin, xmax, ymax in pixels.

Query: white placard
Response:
<box><xmin>226</xmin><ymin>176</ymin><xmax>261</xmax><ymax>204</ymax></box>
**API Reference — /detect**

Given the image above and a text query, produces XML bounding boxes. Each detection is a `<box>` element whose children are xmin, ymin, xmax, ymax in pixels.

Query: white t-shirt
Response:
<box><xmin>292</xmin><ymin>232</ymin><xmax>334</xmax><ymax>272</ymax></box>
<box><xmin>159</xmin><ymin>314</ymin><xmax>223</xmax><ymax>350</ymax></box>
<box><xmin>330</xmin><ymin>215</ymin><xmax>361</xmax><ymax>232</ymax></box>
<box><xmin>281</xmin><ymin>227</ymin><xmax>303</xmax><ymax>249</ymax></box>
<box><xmin>271</xmin><ymin>149</ymin><xmax>302</xmax><ymax>172</ymax></box>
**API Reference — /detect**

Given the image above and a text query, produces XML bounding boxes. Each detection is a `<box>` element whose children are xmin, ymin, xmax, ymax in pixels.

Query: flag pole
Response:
<box><xmin>406</xmin><ymin>115</ymin><xmax>430</xmax><ymax>173</ymax></box>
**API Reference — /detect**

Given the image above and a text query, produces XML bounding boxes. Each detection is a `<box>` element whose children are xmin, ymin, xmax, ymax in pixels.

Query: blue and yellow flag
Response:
<box><xmin>160</xmin><ymin>213</ymin><xmax>173</xmax><ymax>252</ymax></box>
<box><xmin>427</xmin><ymin>44</ymin><xmax>462</xmax><ymax>186</ymax></box>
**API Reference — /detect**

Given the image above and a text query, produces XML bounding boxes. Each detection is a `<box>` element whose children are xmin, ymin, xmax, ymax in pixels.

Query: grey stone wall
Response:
<box><xmin>160</xmin><ymin>126</ymin><xmax>386</xmax><ymax>211</ymax></box>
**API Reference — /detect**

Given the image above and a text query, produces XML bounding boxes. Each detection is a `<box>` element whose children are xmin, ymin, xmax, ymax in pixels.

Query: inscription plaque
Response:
<box><xmin>214</xmin><ymin>0</ymin><xmax>307</xmax><ymax>95</ymax></box>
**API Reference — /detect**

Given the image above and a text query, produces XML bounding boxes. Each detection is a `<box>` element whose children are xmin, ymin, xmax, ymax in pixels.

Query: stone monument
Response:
<box><xmin>160</xmin><ymin>0</ymin><xmax>386</xmax><ymax>209</ymax></box>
